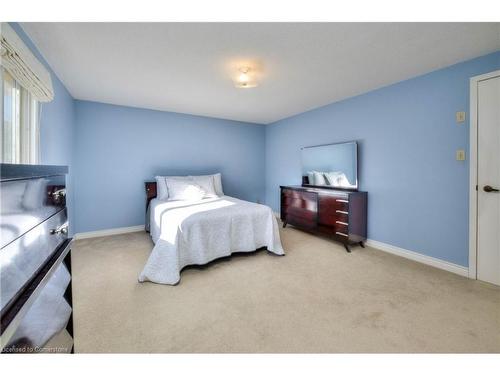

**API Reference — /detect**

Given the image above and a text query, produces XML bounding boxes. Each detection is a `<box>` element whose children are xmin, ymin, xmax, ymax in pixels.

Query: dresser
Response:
<box><xmin>0</xmin><ymin>164</ymin><xmax>73</xmax><ymax>353</ymax></box>
<box><xmin>280</xmin><ymin>185</ymin><xmax>367</xmax><ymax>252</ymax></box>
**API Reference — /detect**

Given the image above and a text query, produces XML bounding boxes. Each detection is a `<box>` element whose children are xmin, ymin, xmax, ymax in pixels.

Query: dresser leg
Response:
<box><xmin>282</xmin><ymin>221</ymin><xmax>287</xmax><ymax>228</ymax></box>
<box><xmin>359</xmin><ymin>241</ymin><xmax>365</xmax><ymax>248</ymax></box>
<box><xmin>344</xmin><ymin>243</ymin><xmax>351</xmax><ymax>253</ymax></box>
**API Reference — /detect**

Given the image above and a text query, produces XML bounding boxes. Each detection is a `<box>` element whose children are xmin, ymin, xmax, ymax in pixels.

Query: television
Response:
<box><xmin>301</xmin><ymin>141</ymin><xmax>358</xmax><ymax>190</ymax></box>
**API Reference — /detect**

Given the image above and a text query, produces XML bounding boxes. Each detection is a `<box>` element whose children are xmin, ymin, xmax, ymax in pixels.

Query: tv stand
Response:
<box><xmin>280</xmin><ymin>185</ymin><xmax>367</xmax><ymax>252</ymax></box>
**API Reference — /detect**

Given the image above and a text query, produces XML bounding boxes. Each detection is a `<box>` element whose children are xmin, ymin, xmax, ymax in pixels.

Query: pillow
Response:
<box><xmin>165</xmin><ymin>178</ymin><xmax>206</xmax><ymax>201</ymax></box>
<box><xmin>155</xmin><ymin>175</ymin><xmax>191</xmax><ymax>200</ymax></box>
<box><xmin>190</xmin><ymin>175</ymin><xmax>217</xmax><ymax>198</ymax></box>
<box><xmin>155</xmin><ymin>173</ymin><xmax>224</xmax><ymax>199</ymax></box>
<box><xmin>213</xmin><ymin>173</ymin><xmax>224</xmax><ymax>196</ymax></box>
<box><xmin>192</xmin><ymin>173</ymin><xmax>224</xmax><ymax>196</ymax></box>
<box><xmin>312</xmin><ymin>171</ymin><xmax>327</xmax><ymax>186</ymax></box>
<box><xmin>324</xmin><ymin>171</ymin><xmax>351</xmax><ymax>187</ymax></box>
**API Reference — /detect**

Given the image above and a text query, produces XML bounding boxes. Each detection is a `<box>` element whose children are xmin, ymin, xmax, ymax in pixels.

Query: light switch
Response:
<box><xmin>456</xmin><ymin>111</ymin><xmax>466</xmax><ymax>123</ymax></box>
<box><xmin>456</xmin><ymin>149</ymin><xmax>466</xmax><ymax>161</ymax></box>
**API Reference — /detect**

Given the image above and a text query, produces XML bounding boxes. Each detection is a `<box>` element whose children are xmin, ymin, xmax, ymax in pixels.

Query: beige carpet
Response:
<box><xmin>71</xmin><ymin>225</ymin><xmax>500</xmax><ymax>353</ymax></box>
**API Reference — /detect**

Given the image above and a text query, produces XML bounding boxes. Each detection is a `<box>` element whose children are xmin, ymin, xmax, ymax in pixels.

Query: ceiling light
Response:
<box><xmin>234</xmin><ymin>67</ymin><xmax>258</xmax><ymax>89</ymax></box>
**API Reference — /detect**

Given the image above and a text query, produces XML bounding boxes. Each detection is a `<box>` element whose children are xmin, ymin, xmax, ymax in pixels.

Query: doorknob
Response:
<box><xmin>483</xmin><ymin>185</ymin><xmax>500</xmax><ymax>193</ymax></box>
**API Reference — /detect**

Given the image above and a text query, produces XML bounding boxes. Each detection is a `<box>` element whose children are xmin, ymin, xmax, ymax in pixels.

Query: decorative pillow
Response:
<box><xmin>190</xmin><ymin>175</ymin><xmax>217</xmax><ymax>198</ymax></box>
<box><xmin>165</xmin><ymin>178</ymin><xmax>206</xmax><ymax>201</ymax></box>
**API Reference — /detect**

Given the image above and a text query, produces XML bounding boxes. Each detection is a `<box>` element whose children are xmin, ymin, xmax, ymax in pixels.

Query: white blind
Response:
<box><xmin>0</xmin><ymin>23</ymin><xmax>54</xmax><ymax>102</ymax></box>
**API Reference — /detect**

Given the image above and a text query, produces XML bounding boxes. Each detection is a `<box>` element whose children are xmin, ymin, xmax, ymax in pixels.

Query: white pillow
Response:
<box><xmin>190</xmin><ymin>175</ymin><xmax>217</xmax><ymax>198</ymax></box>
<box><xmin>324</xmin><ymin>171</ymin><xmax>351</xmax><ymax>187</ymax></box>
<box><xmin>213</xmin><ymin>173</ymin><xmax>224</xmax><ymax>196</ymax></box>
<box><xmin>155</xmin><ymin>173</ymin><xmax>224</xmax><ymax>199</ymax></box>
<box><xmin>165</xmin><ymin>178</ymin><xmax>206</xmax><ymax>201</ymax></box>
<box><xmin>312</xmin><ymin>171</ymin><xmax>326</xmax><ymax>185</ymax></box>
<box><xmin>194</xmin><ymin>173</ymin><xmax>224</xmax><ymax>196</ymax></box>
<box><xmin>155</xmin><ymin>175</ymin><xmax>191</xmax><ymax>200</ymax></box>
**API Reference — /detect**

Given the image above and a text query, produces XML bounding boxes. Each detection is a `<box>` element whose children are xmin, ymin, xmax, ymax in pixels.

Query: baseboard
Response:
<box><xmin>366</xmin><ymin>239</ymin><xmax>469</xmax><ymax>277</ymax></box>
<box><xmin>74</xmin><ymin>225</ymin><xmax>144</xmax><ymax>240</ymax></box>
<box><xmin>273</xmin><ymin>211</ymin><xmax>281</xmax><ymax>219</ymax></box>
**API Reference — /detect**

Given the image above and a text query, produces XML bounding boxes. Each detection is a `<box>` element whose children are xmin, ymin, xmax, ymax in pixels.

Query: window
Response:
<box><xmin>1</xmin><ymin>68</ymin><xmax>40</xmax><ymax>164</ymax></box>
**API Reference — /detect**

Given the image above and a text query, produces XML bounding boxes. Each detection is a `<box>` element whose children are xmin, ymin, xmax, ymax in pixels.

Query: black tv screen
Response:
<box><xmin>301</xmin><ymin>141</ymin><xmax>358</xmax><ymax>190</ymax></box>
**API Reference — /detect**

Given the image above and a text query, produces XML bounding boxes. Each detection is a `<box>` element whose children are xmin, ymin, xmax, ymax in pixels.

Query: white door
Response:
<box><xmin>477</xmin><ymin>74</ymin><xmax>500</xmax><ymax>286</ymax></box>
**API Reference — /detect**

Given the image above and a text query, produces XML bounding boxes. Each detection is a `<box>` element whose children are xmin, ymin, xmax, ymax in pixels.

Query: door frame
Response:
<box><xmin>468</xmin><ymin>69</ymin><xmax>500</xmax><ymax>279</ymax></box>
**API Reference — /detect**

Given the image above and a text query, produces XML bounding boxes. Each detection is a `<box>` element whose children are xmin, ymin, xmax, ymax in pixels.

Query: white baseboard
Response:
<box><xmin>366</xmin><ymin>239</ymin><xmax>469</xmax><ymax>277</ymax></box>
<box><xmin>274</xmin><ymin>211</ymin><xmax>281</xmax><ymax>219</ymax></box>
<box><xmin>74</xmin><ymin>225</ymin><xmax>144</xmax><ymax>240</ymax></box>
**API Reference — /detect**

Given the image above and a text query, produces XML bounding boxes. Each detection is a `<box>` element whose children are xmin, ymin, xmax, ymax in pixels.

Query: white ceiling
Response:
<box><xmin>21</xmin><ymin>22</ymin><xmax>500</xmax><ymax>124</ymax></box>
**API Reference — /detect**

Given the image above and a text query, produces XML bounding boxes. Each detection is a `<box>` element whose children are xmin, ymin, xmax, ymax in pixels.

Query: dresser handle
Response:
<box><xmin>336</xmin><ymin>221</ymin><xmax>348</xmax><ymax>226</ymax></box>
<box><xmin>49</xmin><ymin>188</ymin><xmax>66</xmax><ymax>198</ymax></box>
<box><xmin>336</xmin><ymin>232</ymin><xmax>348</xmax><ymax>237</ymax></box>
<box><xmin>335</xmin><ymin>210</ymin><xmax>348</xmax><ymax>214</ymax></box>
<box><xmin>336</xmin><ymin>199</ymin><xmax>348</xmax><ymax>203</ymax></box>
<box><xmin>50</xmin><ymin>225</ymin><xmax>68</xmax><ymax>235</ymax></box>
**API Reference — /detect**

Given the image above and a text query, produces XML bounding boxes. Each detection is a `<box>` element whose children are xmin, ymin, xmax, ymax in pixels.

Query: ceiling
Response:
<box><xmin>21</xmin><ymin>23</ymin><xmax>500</xmax><ymax>124</ymax></box>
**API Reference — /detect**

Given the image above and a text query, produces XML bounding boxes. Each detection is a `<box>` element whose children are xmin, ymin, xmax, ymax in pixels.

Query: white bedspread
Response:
<box><xmin>139</xmin><ymin>196</ymin><xmax>284</xmax><ymax>285</ymax></box>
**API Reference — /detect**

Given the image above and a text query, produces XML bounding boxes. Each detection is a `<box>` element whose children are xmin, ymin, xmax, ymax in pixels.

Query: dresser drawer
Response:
<box><xmin>282</xmin><ymin>188</ymin><xmax>316</xmax><ymax>202</ymax></box>
<box><xmin>282</xmin><ymin>196</ymin><xmax>317</xmax><ymax>212</ymax></box>
<box><xmin>318</xmin><ymin>194</ymin><xmax>349</xmax><ymax>226</ymax></box>
<box><xmin>0</xmin><ymin>208</ymin><xmax>68</xmax><ymax>314</ymax></box>
<box><xmin>1</xmin><ymin>176</ymin><xmax>67</xmax><ymax>248</ymax></box>
<box><xmin>334</xmin><ymin>219</ymin><xmax>349</xmax><ymax>234</ymax></box>
<box><xmin>286</xmin><ymin>206</ymin><xmax>317</xmax><ymax>221</ymax></box>
<box><xmin>333</xmin><ymin>197</ymin><xmax>349</xmax><ymax>211</ymax></box>
<box><xmin>281</xmin><ymin>188</ymin><xmax>318</xmax><ymax>227</ymax></box>
<box><xmin>287</xmin><ymin>213</ymin><xmax>316</xmax><ymax>229</ymax></box>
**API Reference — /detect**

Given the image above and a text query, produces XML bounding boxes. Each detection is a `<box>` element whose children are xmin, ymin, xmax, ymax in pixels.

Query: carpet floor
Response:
<box><xmin>71</xmin><ymin>226</ymin><xmax>500</xmax><ymax>353</ymax></box>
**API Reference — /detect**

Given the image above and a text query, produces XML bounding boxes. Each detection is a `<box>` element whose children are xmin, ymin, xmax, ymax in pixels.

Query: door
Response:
<box><xmin>476</xmin><ymin>74</ymin><xmax>500</xmax><ymax>286</ymax></box>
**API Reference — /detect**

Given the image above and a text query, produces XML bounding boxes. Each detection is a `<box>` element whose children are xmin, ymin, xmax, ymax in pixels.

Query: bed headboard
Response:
<box><xmin>145</xmin><ymin>181</ymin><xmax>157</xmax><ymax>209</ymax></box>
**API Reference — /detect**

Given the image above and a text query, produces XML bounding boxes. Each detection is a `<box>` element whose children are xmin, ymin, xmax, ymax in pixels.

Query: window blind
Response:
<box><xmin>0</xmin><ymin>23</ymin><xmax>54</xmax><ymax>102</ymax></box>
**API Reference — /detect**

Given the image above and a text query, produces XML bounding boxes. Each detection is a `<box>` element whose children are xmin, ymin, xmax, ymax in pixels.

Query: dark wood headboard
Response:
<box><xmin>145</xmin><ymin>181</ymin><xmax>157</xmax><ymax>209</ymax></box>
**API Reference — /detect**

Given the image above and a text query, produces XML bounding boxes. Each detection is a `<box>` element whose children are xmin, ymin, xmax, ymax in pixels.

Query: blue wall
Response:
<box><xmin>73</xmin><ymin>101</ymin><xmax>266</xmax><ymax>233</ymax></box>
<box><xmin>10</xmin><ymin>24</ymin><xmax>76</xmax><ymax>234</ymax></box>
<box><xmin>265</xmin><ymin>51</ymin><xmax>500</xmax><ymax>267</ymax></box>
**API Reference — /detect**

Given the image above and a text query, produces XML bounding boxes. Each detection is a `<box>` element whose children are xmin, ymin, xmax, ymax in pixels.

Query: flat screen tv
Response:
<box><xmin>301</xmin><ymin>141</ymin><xmax>358</xmax><ymax>190</ymax></box>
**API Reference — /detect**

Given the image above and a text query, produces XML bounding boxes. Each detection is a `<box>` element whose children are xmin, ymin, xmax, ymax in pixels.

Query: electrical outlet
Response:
<box><xmin>456</xmin><ymin>149</ymin><xmax>466</xmax><ymax>161</ymax></box>
<box><xmin>456</xmin><ymin>111</ymin><xmax>466</xmax><ymax>123</ymax></box>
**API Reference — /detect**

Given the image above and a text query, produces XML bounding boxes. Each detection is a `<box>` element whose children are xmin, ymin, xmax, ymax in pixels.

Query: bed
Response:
<box><xmin>139</xmin><ymin>177</ymin><xmax>284</xmax><ymax>285</ymax></box>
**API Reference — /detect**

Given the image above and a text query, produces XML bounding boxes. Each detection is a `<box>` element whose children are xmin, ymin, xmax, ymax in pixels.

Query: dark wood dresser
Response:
<box><xmin>280</xmin><ymin>185</ymin><xmax>367</xmax><ymax>252</ymax></box>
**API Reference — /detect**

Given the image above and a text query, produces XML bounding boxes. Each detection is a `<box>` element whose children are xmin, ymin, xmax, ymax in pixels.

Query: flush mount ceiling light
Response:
<box><xmin>233</xmin><ymin>67</ymin><xmax>258</xmax><ymax>89</ymax></box>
